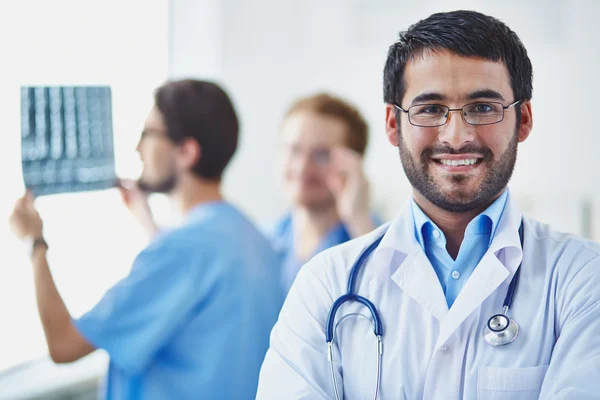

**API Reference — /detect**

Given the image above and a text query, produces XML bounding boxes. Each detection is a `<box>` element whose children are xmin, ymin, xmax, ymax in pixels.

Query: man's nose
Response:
<box><xmin>437</xmin><ymin>110</ymin><xmax>476</xmax><ymax>149</ymax></box>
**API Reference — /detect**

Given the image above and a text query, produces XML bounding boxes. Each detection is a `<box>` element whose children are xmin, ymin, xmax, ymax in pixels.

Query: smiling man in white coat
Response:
<box><xmin>256</xmin><ymin>10</ymin><xmax>600</xmax><ymax>400</ymax></box>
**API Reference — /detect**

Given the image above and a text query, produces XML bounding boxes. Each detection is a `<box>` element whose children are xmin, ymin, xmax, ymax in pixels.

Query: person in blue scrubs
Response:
<box><xmin>270</xmin><ymin>93</ymin><xmax>381</xmax><ymax>293</ymax></box>
<box><xmin>9</xmin><ymin>79</ymin><xmax>284</xmax><ymax>399</ymax></box>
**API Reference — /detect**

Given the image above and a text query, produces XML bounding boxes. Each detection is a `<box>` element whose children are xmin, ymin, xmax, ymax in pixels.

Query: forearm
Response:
<box><xmin>31</xmin><ymin>247</ymin><xmax>94</xmax><ymax>362</ymax></box>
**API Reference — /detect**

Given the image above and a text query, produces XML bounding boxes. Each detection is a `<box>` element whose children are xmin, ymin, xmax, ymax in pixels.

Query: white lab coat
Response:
<box><xmin>257</xmin><ymin>192</ymin><xmax>600</xmax><ymax>399</ymax></box>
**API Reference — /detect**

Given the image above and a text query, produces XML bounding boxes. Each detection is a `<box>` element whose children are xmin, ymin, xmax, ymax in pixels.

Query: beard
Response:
<box><xmin>398</xmin><ymin>131</ymin><xmax>518</xmax><ymax>213</ymax></box>
<box><xmin>137</xmin><ymin>173</ymin><xmax>178</xmax><ymax>194</ymax></box>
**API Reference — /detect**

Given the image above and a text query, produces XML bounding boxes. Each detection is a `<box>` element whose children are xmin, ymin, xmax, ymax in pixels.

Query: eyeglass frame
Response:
<box><xmin>283</xmin><ymin>144</ymin><xmax>331</xmax><ymax>166</ymax></box>
<box><xmin>393</xmin><ymin>99</ymin><xmax>522</xmax><ymax>127</ymax></box>
<box><xmin>140</xmin><ymin>128</ymin><xmax>171</xmax><ymax>141</ymax></box>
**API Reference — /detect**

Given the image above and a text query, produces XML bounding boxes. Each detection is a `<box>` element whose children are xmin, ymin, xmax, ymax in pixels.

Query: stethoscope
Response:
<box><xmin>325</xmin><ymin>221</ymin><xmax>524</xmax><ymax>400</ymax></box>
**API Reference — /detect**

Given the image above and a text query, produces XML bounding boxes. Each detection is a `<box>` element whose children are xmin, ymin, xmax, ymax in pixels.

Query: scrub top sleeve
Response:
<box><xmin>539</xmin><ymin>256</ymin><xmax>600</xmax><ymax>398</ymax></box>
<box><xmin>256</xmin><ymin>256</ymin><xmax>342</xmax><ymax>399</ymax></box>
<box><xmin>73</xmin><ymin>236</ymin><xmax>213</xmax><ymax>375</ymax></box>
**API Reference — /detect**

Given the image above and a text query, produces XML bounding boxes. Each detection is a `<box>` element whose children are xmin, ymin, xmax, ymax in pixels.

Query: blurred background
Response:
<box><xmin>0</xmin><ymin>0</ymin><xmax>598</xmax><ymax>398</ymax></box>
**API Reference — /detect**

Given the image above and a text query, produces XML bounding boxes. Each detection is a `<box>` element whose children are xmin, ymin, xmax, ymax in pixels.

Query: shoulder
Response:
<box><xmin>524</xmin><ymin>218</ymin><xmax>600</xmax><ymax>295</ymax></box>
<box><xmin>525</xmin><ymin>219</ymin><xmax>600</xmax><ymax>335</ymax></box>
<box><xmin>264</xmin><ymin>213</ymin><xmax>292</xmax><ymax>239</ymax></box>
<box><xmin>280</xmin><ymin>224</ymin><xmax>390</xmax><ymax>332</ymax></box>
<box><xmin>525</xmin><ymin>218</ymin><xmax>600</xmax><ymax>265</ymax></box>
<box><xmin>296</xmin><ymin>223</ymin><xmax>390</xmax><ymax>294</ymax></box>
<box><xmin>260</xmin><ymin>212</ymin><xmax>293</xmax><ymax>253</ymax></box>
<box><xmin>140</xmin><ymin>206</ymin><xmax>271</xmax><ymax>260</ymax></box>
<box><xmin>145</xmin><ymin>223</ymin><xmax>211</xmax><ymax>252</ymax></box>
<box><xmin>131</xmin><ymin>226</ymin><xmax>214</xmax><ymax>276</ymax></box>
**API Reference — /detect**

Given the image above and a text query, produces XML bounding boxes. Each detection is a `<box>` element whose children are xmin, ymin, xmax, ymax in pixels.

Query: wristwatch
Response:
<box><xmin>23</xmin><ymin>236</ymin><xmax>48</xmax><ymax>258</ymax></box>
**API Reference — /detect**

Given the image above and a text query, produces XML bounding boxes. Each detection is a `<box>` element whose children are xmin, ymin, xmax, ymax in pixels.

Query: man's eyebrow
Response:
<box><xmin>467</xmin><ymin>90</ymin><xmax>506</xmax><ymax>101</ymax></box>
<box><xmin>408</xmin><ymin>90</ymin><xmax>507</xmax><ymax>106</ymax></box>
<box><xmin>411</xmin><ymin>92</ymin><xmax>447</xmax><ymax>105</ymax></box>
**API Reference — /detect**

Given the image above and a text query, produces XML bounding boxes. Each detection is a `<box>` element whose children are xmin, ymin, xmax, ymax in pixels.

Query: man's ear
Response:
<box><xmin>385</xmin><ymin>104</ymin><xmax>400</xmax><ymax>147</ymax></box>
<box><xmin>179</xmin><ymin>138</ymin><xmax>202</xmax><ymax>170</ymax></box>
<box><xmin>517</xmin><ymin>101</ymin><xmax>533</xmax><ymax>143</ymax></box>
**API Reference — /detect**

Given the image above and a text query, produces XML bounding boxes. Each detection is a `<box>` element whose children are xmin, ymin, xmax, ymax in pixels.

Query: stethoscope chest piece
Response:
<box><xmin>483</xmin><ymin>313</ymin><xmax>519</xmax><ymax>347</ymax></box>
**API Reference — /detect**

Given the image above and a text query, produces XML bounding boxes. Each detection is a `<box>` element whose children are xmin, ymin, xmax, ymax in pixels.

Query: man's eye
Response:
<box><xmin>472</xmin><ymin>103</ymin><xmax>495</xmax><ymax>113</ymax></box>
<box><xmin>312</xmin><ymin>149</ymin><xmax>330</xmax><ymax>165</ymax></box>
<box><xmin>414</xmin><ymin>105</ymin><xmax>445</xmax><ymax>115</ymax></box>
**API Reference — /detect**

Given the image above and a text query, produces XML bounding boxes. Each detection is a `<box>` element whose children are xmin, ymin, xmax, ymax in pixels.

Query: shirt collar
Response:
<box><xmin>410</xmin><ymin>199</ymin><xmax>434</xmax><ymax>248</ymax></box>
<box><xmin>378</xmin><ymin>189</ymin><xmax>520</xmax><ymax>253</ymax></box>
<box><xmin>479</xmin><ymin>189</ymin><xmax>508</xmax><ymax>243</ymax></box>
<box><xmin>371</xmin><ymin>188</ymin><xmax>522</xmax><ymax>281</ymax></box>
<box><xmin>410</xmin><ymin>189</ymin><xmax>509</xmax><ymax>248</ymax></box>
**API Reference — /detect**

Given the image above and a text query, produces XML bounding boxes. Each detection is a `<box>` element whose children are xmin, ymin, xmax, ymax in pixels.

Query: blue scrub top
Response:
<box><xmin>74</xmin><ymin>201</ymin><xmax>284</xmax><ymax>400</ymax></box>
<box><xmin>269</xmin><ymin>213</ymin><xmax>381</xmax><ymax>293</ymax></box>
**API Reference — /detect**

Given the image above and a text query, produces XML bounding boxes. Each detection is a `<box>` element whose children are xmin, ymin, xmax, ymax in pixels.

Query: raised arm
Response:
<box><xmin>9</xmin><ymin>192</ymin><xmax>95</xmax><ymax>363</ymax></box>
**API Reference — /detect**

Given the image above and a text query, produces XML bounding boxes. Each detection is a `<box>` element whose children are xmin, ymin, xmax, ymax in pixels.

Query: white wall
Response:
<box><xmin>168</xmin><ymin>0</ymin><xmax>600</xmax><ymax>239</ymax></box>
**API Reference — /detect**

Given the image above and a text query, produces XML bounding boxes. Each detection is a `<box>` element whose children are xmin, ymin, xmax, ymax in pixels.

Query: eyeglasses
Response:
<box><xmin>394</xmin><ymin>100</ymin><xmax>521</xmax><ymax>127</ymax></box>
<box><xmin>285</xmin><ymin>145</ymin><xmax>331</xmax><ymax>166</ymax></box>
<box><xmin>140</xmin><ymin>128</ymin><xmax>169</xmax><ymax>140</ymax></box>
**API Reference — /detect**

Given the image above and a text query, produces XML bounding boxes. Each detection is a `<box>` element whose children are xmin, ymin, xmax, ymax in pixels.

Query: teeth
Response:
<box><xmin>439</xmin><ymin>158</ymin><xmax>479</xmax><ymax>166</ymax></box>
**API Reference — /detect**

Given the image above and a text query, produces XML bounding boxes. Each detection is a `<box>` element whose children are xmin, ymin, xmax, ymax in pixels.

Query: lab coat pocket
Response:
<box><xmin>477</xmin><ymin>365</ymin><xmax>548</xmax><ymax>400</ymax></box>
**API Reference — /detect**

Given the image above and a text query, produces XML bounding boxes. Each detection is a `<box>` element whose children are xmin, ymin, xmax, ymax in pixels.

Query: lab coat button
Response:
<box><xmin>451</xmin><ymin>270</ymin><xmax>460</xmax><ymax>279</ymax></box>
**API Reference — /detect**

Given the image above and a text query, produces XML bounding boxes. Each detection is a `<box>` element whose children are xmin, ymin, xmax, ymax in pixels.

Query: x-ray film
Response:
<box><xmin>20</xmin><ymin>86</ymin><xmax>117</xmax><ymax>196</ymax></box>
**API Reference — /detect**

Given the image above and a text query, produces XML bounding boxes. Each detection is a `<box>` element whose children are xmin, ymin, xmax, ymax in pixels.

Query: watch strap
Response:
<box><xmin>25</xmin><ymin>236</ymin><xmax>48</xmax><ymax>258</ymax></box>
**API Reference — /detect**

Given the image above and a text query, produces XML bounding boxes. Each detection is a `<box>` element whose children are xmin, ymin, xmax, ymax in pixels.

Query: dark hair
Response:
<box><xmin>154</xmin><ymin>79</ymin><xmax>239</xmax><ymax>180</ymax></box>
<box><xmin>383</xmin><ymin>10</ymin><xmax>533</xmax><ymax>108</ymax></box>
<box><xmin>284</xmin><ymin>93</ymin><xmax>369</xmax><ymax>155</ymax></box>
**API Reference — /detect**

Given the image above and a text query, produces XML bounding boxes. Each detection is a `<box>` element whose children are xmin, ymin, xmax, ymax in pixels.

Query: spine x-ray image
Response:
<box><xmin>21</xmin><ymin>86</ymin><xmax>117</xmax><ymax>196</ymax></box>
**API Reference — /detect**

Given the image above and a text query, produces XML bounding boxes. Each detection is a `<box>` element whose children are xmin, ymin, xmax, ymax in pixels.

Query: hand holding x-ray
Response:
<box><xmin>117</xmin><ymin>179</ymin><xmax>159</xmax><ymax>239</ymax></box>
<box><xmin>8</xmin><ymin>191</ymin><xmax>43</xmax><ymax>242</ymax></box>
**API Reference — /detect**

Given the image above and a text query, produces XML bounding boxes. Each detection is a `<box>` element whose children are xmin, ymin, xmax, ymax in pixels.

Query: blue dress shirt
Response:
<box><xmin>411</xmin><ymin>190</ymin><xmax>508</xmax><ymax>307</ymax></box>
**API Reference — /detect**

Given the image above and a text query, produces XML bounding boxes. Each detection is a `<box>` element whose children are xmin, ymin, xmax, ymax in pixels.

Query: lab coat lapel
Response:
<box><xmin>392</xmin><ymin>251</ymin><xmax>449</xmax><ymax>321</ymax></box>
<box><xmin>382</xmin><ymin>199</ymin><xmax>449</xmax><ymax>321</ymax></box>
<box><xmin>434</xmin><ymin>252</ymin><xmax>508</xmax><ymax>349</ymax></box>
<box><xmin>433</xmin><ymin>190</ymin><xmax>524</xmax><ymax>349</ymax></box>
